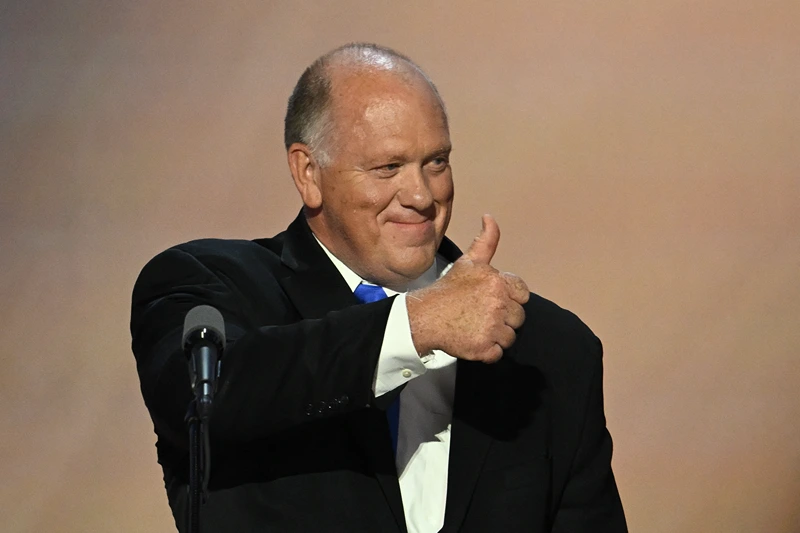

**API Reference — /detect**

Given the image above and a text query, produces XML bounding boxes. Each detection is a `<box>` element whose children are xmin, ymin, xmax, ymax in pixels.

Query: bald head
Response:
<box><xmin>284</xmin><ymin>43</ymin><xmax>447</xmax><ymax>165</ymax></box>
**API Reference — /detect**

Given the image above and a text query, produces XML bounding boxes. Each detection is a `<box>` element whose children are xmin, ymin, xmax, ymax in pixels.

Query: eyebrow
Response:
<box><xmin>362</xmin><ymin>142</ymin><xmax>452</xmax><ymax>167</ymax></box>
<box><xmin>427</xmin><ymin>145</ymin><xmax>452</xmax><ymax>158</ymax></box>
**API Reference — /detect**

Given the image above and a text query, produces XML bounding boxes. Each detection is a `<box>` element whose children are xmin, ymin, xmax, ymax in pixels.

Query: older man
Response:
<box><xmin>131</xmin><ymin>43</ymin><xmax>626</xmax><ymax>532</ymax></box>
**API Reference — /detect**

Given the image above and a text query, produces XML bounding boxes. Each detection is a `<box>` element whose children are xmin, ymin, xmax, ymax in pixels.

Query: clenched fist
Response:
<box><xmin>407</xmin><ymin>214</ymin><xmax>530</xmax><ymax>363</ymax></box>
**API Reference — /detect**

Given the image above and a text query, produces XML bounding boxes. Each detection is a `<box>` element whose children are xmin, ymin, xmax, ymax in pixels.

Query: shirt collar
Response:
<box><xmin>313</xmin><ymin>235</ymin><xmax>445</xmax><ymax>295</ymax></box>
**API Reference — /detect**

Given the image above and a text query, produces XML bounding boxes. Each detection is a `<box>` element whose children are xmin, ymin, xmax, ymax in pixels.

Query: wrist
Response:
<box><xmin>406</xmin><ymin>289</ymin><xmax>434</xmax><ymax>355</ymax></box>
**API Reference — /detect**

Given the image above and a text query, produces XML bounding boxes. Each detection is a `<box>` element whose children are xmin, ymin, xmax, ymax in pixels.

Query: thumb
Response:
<box><xmin>464</xmin><ymin>214</ymin><xmax>500</xmax><ymax>264</ymax></box>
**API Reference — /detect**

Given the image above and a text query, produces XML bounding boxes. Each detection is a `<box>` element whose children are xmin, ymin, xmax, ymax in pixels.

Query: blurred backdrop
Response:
<box><xmin>2</xmin><ymin>1</ymin><xmax>799</xmax><ymax>531</ymax></box>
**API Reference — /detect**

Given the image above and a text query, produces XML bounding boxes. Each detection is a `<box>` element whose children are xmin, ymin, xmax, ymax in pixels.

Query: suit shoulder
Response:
<box><xmin>525</xmin><ymin>292</ymin><xmax>598</xmax><ymax>343</ymax></box>
<box><xmin>132</xmin><ymin>235</ymin><xmax>286</xmax><ymax>298</ymax></box>
<box><xmin>141</xmin><ymin>234</ymin><xmax>284</xmax><ymax>272</ymax></box>
<box><xmin>172</xmin><ymin>235</ymin><xmax>283</xmax><ymax>261</ymax></box>
<box><xmin>517</xmin><ymin>292</ymin><xmax>603</xmax><ymax>374</ymax></box>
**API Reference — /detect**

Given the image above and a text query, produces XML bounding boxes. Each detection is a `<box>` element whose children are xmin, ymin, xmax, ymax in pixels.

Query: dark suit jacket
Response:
<box><xmin>130</xmin><ymin>212</ymin><xmax>626</xmax><ymax>532</ymax></box>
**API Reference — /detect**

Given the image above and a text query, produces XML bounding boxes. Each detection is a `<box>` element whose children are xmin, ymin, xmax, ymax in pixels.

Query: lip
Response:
<box><xmin>390</xmin><ymin>220</ymin><xmax>430</xmax><ymax>225</ymax></box>
<box><xmin>387</xmin><ymin>220</ymin><xmax>433</xmax><ymax>228</ymax></box>
<box><xmin>386</xmin><ymin>220</ymin><xmax>435</xmax><ymax>239</ymax></box>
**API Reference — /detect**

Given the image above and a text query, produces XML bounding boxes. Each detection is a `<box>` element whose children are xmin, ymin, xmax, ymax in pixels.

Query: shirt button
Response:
<box><xmin>402</xmin><ymin>369</ymin><xmax>412</xmax><ymax>378</ymax></box>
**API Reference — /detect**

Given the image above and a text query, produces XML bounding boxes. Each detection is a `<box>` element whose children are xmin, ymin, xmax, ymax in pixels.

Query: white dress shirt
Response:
<box><xmin>315</xmin><ymin>238</ymin><xmax>457</xmax><ymax>533</ymax></box>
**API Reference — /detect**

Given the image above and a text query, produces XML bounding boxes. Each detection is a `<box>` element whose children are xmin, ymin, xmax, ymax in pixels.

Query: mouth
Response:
<box><xmin>390</xmin><ymin>219</ymin><xmax>430</xmax><ymax>226</ymax></box>
<box><xmin>387</xmin><ymin>219</ymin><xmax>435</xmax><ymax>239</ymax></box>
<box><xmin>388</xmin><ymin>219</ymin><xmax>433</xmax><ymax>228</ymax></box>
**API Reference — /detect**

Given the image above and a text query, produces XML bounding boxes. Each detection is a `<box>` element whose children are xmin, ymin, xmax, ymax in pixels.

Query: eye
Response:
<box><xmin>373</xmin><ymin>162</ymin><xmax>402</xmax><ymax>177</ymax></box>
<box><xmin>428</xmin><ymin>155</ymin><xmax>450</xmax><ymax>172</ymax></box>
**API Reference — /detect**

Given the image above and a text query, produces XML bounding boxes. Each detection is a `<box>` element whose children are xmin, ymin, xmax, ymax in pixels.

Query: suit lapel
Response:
<box><xmin>273</xmin><ymin>212</ymin><xmax>408</xmax><ymax>532</ymax></box>
<box><xmin>444</xmin><ymin>350</ymin><xmax>551</xmax><ymax>532</ymax></box>
<box><xmin>276</xmin><ymin>212</ymin><xmax>357</xmax><ymax>318</ymax></box>
<box><xmin>441</xmin><ymin>360</ymin><xmax>494</xmax><ymax>532</ymax></box>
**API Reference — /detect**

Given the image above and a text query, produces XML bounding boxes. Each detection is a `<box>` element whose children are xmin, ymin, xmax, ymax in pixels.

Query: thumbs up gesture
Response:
<box><xmin>407</xmin><ymin>215</ymin><xmax>530</xmax><ymax>363</ymax></box>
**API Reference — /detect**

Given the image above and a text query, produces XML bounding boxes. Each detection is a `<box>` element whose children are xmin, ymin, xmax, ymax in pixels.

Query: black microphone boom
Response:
<box><xmin>182</xmin><ymin>305</ymin><xmax>226</xmax><ymax>419</ymax></box>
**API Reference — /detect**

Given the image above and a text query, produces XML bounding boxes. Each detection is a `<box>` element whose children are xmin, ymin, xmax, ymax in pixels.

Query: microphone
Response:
<box><xmin>182</xmin><ymin>305</ymin><xmax>226</xmax><ymax>419</ymax></box>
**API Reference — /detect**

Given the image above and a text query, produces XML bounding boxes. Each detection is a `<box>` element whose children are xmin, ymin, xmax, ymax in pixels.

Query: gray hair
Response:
<box><xmin>283</xmin><ymin>43</ymin><xmax>447</xmax><ymax>166</ymax></box>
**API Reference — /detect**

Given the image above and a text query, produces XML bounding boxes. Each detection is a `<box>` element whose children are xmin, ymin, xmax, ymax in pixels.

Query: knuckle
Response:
<box><xmin>488</xmin><ymin>275</ymin><xmax>504</xmax><ymax>293</ymax></box>
<box><xmin>491</xmin><ymin>298</ymin><xmax>505</xmax><ymax>313</ymax></box>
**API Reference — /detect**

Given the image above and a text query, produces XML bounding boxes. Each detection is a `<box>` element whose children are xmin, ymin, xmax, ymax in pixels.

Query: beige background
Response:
<box><xmin>2</xmin><ymin>1</ymin><xmax>799</xmax><ymax>531</ymax></box>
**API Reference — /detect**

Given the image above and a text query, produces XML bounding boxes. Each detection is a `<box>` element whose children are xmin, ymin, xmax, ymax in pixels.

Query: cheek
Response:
<box><xmin>347</xmin><ymin>176</ymin><xmax>394</xmax><ymax>207</ymax></box>
<box><xmin>432</xmin><ymin>174</ymin><xmax>454</xmax><ymax>206</ymax></box>
<box><xmin>367</xmin><ymin>182</ymin><xmax>403</xmax><ymax>218</ymax></box>
<box><xmin>344</xmin><ymin>184</ymin><xmax>395</xmax><ymax>243</ymax></box>
<box><xmin>362</xmin><ymin>186</ymin><xmax>383</xmax><ymax>208</ymax></box>
<box><xmin>328</xmin><ymin>181</ymin><xmax>382</xmax><ymax>216</ymax></box>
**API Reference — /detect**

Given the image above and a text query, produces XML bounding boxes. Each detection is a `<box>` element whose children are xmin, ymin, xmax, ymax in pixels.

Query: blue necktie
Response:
<box><xmin>353</xmin><ymin>282</ymin><xmax>401</xmax><ymax>456</ymax></box>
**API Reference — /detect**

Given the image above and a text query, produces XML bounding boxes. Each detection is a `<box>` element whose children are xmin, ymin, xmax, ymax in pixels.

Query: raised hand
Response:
<box><xmin>407</xmin><ymin>214</ymin><xmax>530</xmax><ymax>363</ymax></box>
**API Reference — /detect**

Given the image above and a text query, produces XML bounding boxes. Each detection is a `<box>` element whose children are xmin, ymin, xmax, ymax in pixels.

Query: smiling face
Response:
<box><xmin>288</xmin><ymin>66</ymin><xmax>454</xmax><ymax>290</ymax></box>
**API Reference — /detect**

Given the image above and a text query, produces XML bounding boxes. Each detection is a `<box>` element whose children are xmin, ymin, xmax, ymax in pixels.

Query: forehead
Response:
<box><xmin>327</xmin><ymin>68</ymin><xmax>448</xmax><ymax>153</ymax></box>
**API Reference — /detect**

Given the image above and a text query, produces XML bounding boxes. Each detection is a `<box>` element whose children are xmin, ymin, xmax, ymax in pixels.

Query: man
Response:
<box><xmin>131</xmin><ymin>43</ymin><xmax>626</xmax><ymax>532</ymax></box>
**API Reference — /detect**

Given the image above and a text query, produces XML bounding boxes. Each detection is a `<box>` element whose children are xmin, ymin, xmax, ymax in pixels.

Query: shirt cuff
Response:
<box><xmin>373</xmin><ymin>293</ymin><xmax>428</xmax><ymax>397</ymax></box>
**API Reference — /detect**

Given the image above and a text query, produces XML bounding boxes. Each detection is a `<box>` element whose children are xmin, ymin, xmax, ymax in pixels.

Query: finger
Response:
<box><xmin>501</xmin><ymin>272</ymin><xmax>530</xmax><ymax>304</ymax></box>
<box><xmin>463</xmin><ymin>214</ymin><xmax>500</xmax><ymax>265</ymax></box>
<box><xmin>504</xmin><ymin>301</ymin><xmax>526</xmax><ymax>330</ymax></box>
<box><xmin>484</xmin><ymin>344</ymin><xmax>504</xmax><ymax>364</ymax></box>
<box><xmin>496</xmin><ymin>324</ymin><xmax>517</xmax><ymax>350</ymax></box>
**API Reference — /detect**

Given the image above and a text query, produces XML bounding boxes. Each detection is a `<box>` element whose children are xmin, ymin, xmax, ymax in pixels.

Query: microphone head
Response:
<box><xmin>182</xmin><ymin>305</ymin><xmax>226</xmax><ymax>350</ymax></box>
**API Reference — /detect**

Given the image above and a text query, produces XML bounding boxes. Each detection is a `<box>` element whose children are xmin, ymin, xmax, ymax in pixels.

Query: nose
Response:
<box><xmin>396</xmin><ymin>165</ymin><xmax>434</xmax><ymax>211</ymax></box>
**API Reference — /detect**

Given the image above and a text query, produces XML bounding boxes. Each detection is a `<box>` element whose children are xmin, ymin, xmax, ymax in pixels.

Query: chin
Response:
<box><xmin>392</xmin><ymin>252</ymin><xmax>436</xmax><ymax>279</ymax></box>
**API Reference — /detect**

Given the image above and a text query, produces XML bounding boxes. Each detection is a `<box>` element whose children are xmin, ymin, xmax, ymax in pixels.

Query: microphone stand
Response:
<box><xmin>185</xmin><ymin>400</ymin><xmax>211</xmax><ymax>533</ymax></box>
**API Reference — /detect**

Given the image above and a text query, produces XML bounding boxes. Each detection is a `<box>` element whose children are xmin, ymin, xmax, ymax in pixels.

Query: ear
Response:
<box><xmin>287</xmin><ymin>143</ymin><xmax>323</xmax><ymax>209</ymax></box>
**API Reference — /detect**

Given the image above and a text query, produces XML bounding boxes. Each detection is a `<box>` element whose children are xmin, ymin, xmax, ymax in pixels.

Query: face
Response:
<box><xmin>294</xmin><ymin>69</ymin><xmax>454</xmax><ymax>290</ymax></box>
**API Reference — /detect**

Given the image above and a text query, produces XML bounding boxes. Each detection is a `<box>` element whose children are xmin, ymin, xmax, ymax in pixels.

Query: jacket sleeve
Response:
<box><xmin>551</xmin><ymin>338</ymin><xmax>628</xmax><ymax>532</ymax></box>
<box><xmin>130</xmin><ymin>244</ymin><xmax>393</xmax><ymax>449</ymax></box>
